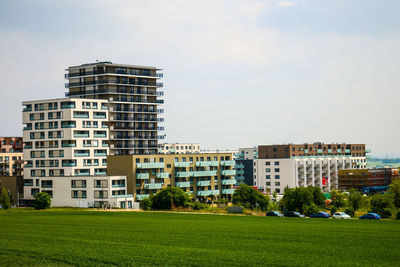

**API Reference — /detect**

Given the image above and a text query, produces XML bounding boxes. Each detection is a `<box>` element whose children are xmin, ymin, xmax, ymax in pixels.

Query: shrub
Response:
<box><xmin>344</xmin><ymin>208</ymin><xmax>355</xmax><ymax>217</ymax></box>
<box><xmin>0</xmin><ymin>187</ymin><xmax>11</xmax><ymax>210</ymax></box>
<box><xmin>150</xmin><ymin>187</ymin><xmax>191</xmax><ymax>210</ymax></box>
<box><xmin>140</xmin><ymin>197</ymin><xmax>152</xmax><ymax>210</ymax></box>
<box><xmin>267</xmin><ymin>202</ymin><xmax>280</xmax><ymax>212</ymax></box>
<box><xmin>34</xmin><ymin>192</ymin><xmax>51</xmax><ymax>210</ymax></box>
<box><xmin>190</xmin><ymin>201</ymin><xmax>207</xmax><ymax>210</ymax></box>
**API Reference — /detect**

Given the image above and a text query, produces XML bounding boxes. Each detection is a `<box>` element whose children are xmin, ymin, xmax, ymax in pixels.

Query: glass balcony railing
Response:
<box><xmin>197</xmin><ymin>190</ymin><xmax>219</xmax><ymax>196</ymax></box>
<box><xmin>235</xmin><ymin>164</ymin><xmax>244</xmax><ymax>169</ymax></box>
<box><xmin>112</xmin><ymin>184</ymin><xmax>125</xmax><ymax>188</ymax></box>
<box><xmin>155</xmin><ymin>172</ymin><xmax>169</xmax><ymax>179</ymax></box>
<box><xmin>195</xmin><ymin>161</ymin><xmax>219</xmax><ymax>167</ymax></box>
<box><xmin>221</xmin><ymin>179</ymin><xmax>236</xmax><ymax>185</ymax></box>
<box><xmin>144</xmin><ymin>183</ymin><xmax>162</xmax><ymax>190</ymax></box>
<box><xmin>221</xmin><ymin>189</ymin><xmax>235</xmax><ymax>194</ymax></box>
<box><xmin>196</xmin><ymin>180</ymin><xmax>210</xmax><ymax>186</ymax></box>
<box><xmin>136</xmin><ymin>173</ymin><xmax>149</xmax><ymax>179</ymax></box>
<box><xmin>175</xmin><ymin>181</ymin><xmax>191</xmax><ymax>188</ymax></box>
<box><xmin>137</xmin><ymin>162</ymin><xmax>165</xmax><ymax>169</ymax></box>
<box><xmin>193</xmin><ymin>171</ymin><xmax>217</xmax><ymax>177</ymax></box>
<box><xmin>220</xmin><ymin>160</ymin><xmax>235</xmax><ymax>166</ymax></box>
<box><xmin>174</xmin><ymin>162</ymin><xmax>192</xmax><ymax>168</ymax></box>
<box><xmin>221</xmin><ymin>170</ymin><xmax>236</xmax><ymax>176</ymax></box>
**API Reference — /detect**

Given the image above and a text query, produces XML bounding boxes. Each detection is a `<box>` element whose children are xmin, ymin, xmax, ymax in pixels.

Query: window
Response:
<box><xmin>275</xmin><ymin>175</ymin><xmax>280</xmax><ymax>179</ymax></box>
<box><xmin>275</xmin><ymin>168</ymin><xmax>280</xmax><ymax>172</ymax></box>
<box><xmin>276</xmin><ymin>189</ymin><xmax>280</xmax><ymax>193</ymax></box>
<box><xmin>266</xmin><ymin>168</ymin><xmax>271</xmax><ymax>172</ymax></box>
<box><xmin>275</xmin><ymin>182</ymin><xmax>280</xmax><ymax>186</ymax></box>
<box><xmin>266</xmin><ymin>175</ymin><xmax>271</xmax><ymax>179</ymax></box>
<box><xmin>71</xmin><ymin>180</ymin><xmax>87</xmax><ymax>188</ymax></box>
<box><xmin>72</xmin><ymin>190</ymin><xmax>87</xmax><ymax>199</ymax></box>
<box><xmin>274</xmin><ymin>162</ymin><xmax>279</xmax><ymax>166</ymax></box>
<box><xmin>265</xmin><ymin>162</ymin><xmax>270</xmax><ymax>166</ymax></box>
<box><xmin>266</xmin><ymin>182</ymin><xmax>271</xmax><ymax>186</ymax></box>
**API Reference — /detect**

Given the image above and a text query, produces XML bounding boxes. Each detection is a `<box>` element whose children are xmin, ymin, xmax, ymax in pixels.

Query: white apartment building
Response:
<box><xmin>158</xmin><ymin>143</ymin><xmax>200</xmax><ymax>154</ymax></box>
<box><xmin>253</xmin><ymin>156</ymin><xmax>367</xmax><ymax>194</ymax></box>
<box><xmin>22</xmin><ymin>98</ymin><xmax>133</xmax><ymax>207</ymax></box>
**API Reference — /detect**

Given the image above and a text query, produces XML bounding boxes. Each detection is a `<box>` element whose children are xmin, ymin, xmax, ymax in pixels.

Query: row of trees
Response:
<box><xmin>231</xmin><ymin>180</ymin><xmax>400</xmax><ymax>218</ymax></box>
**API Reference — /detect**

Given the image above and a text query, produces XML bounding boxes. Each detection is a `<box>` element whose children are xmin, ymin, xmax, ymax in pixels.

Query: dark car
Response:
<box><xmin>266</xmin><ymin>211</ymin><xmax>283</xmax><ymax>217</ymax></box>
<box><xmin>310</xmin><ymin>212</ymin><xmax>330</xmax><ymax>218</ymax></box>
<box><xmin>283</xmin><ymin>211</ymin><xmax>305</xmax><ymax>218</ymax></box>
<box><xmin>359</xmin><ymin>213</ymin><xmax>381</xmax><ymax>220</ymax></box>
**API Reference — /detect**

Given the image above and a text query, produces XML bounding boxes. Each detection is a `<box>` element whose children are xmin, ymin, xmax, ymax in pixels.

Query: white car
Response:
<box><xmin>332</xmin><ymin>212</ymin><xmax>351</xmax><ymax>219</ymax></box>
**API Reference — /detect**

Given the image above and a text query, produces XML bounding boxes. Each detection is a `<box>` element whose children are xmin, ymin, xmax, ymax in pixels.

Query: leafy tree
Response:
<box><xmin>140</xmin><ymin>197</ymin><xmax>152</xmax><ymax>210</ymax></box>
<box><xmin>272</xmin><ymin>191</ymin><xmax>278</xmax><ymax>203</ymax></box>
<box><xmin>232</xmin><ymin>184</ymin><xmax>270</xmax><ymax>211</ymax></box>
<box><xmin>390</xmin><ymin>180</ymin><xmax>400</xmax><ymax>209</ymax></box>
<box><xmin>0</xmin><ymin>187</ymin><xmax>11</xmax><ymax>210</ymax></box>
<box><xmin>302</xmin><ymin>202</ymin><xmax>319</xmax><ymax>216</ymax></box>
<box><xmin>329</xmin><ymin>189</ymin><xmax>346</xmax><ymax>215</ymax></box>
<box><xmin>347</xmin><ymin>188</ymin><xmax>363</xmax><ymax>217</ymax></box>
<box><xmin>34</xmin><ymin>192</ymin><xmax>51</xmax><ymax>210</ymax></box>
<box><xmin>370</xmin><ymin>193</ymin><xmax>393</xmax><ymax>218</ymax></box>
<box><xmin>280</xmin><ymin>186</ymin><xmax>325</xmax><ymax>214</ymax></box>
<box><xmin>150</xmin><ymin>187</ymin><xmax>191</xmax><ymax>210</ymax></box>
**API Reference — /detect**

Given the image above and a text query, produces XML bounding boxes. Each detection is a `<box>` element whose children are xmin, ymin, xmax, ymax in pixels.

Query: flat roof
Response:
<box><xmin>67</xmin><ymin>61</ymin><xmax>162</xmax><ymax>71</ymax></box>
<box><xmin>22</xmin><ymin>97</ymin><xmax>108</xmax><ymax>105</ymax></box>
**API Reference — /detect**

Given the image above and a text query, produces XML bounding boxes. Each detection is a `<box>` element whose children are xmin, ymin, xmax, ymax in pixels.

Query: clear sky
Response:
<box><xmin>0</xmin><ymin>0</ymin><xmax>399</xmax><ymax>156</ymax></box>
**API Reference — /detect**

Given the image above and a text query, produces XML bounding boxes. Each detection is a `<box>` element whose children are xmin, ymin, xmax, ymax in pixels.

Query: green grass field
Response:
<box><xmin>0</xmin><ymin>209</ymin><xmax>399</xmax><ymax>266</ymax></box>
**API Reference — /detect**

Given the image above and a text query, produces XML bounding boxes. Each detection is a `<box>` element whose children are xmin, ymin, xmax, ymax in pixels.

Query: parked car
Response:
<box><xmin>359</xmin><ymin>213</ymin><xmax>381</xmax><ymax>220</ymax></box>
<box><xmin>283</xmin><ymin>211</ymin><xmax>305</xmax><ymax>218</ymax></box>
<box><xmin>332</xmin><ymin>212</ymin><xmax>351</xmax><ymax>219</ymax></box>
<box><xmin>310</xmin><ymin>212</ymin><xmax>330</xmax><ymax>218</ymax></box>
<box><xmin>266</xmin><ymin>211</ymin><xmax>283</xmax><ymax>217</ymax></box>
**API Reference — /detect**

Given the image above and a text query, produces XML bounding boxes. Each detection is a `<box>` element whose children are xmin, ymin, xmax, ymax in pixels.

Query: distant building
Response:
<box><xmin>0</xmin><ymin>137</ymin><xmax>23</xmax><ymax>153</ymax></box>
<box><xmin>236</xmin><ymin>143</ymin><xmax>368</xmax><ymax>193</ymax></box>
<box><xmin>0</xmin><ymin>152</ymin><xmax>23</xmax><ymax>177</ymax></box>
<box><xmin>158</xmin><ymin>143</ymin><xmax>200</xmax><ymax>154</ymax></box>
<box><xmin>107</xmin><ymin>152</ymin><xmax>236</xmax><ymax>202</ymax></box>
<box><xmin>338</xmin><ymin>168</ymin><xmax>400</xmax><ymax>191</ymax></box>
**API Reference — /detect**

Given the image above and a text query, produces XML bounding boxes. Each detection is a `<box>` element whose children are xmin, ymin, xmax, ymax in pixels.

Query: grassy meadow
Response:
<box><xmin>0</xmin><ymin>209</ymin><xmax>399</xmax><ymax>266</ymax></box>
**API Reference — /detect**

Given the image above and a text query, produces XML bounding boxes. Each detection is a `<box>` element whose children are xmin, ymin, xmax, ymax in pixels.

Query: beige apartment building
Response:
<box><xmin>65</xmin><ymin>61</ymin><xmax>164</xmax><ymax>155</ymax></box>
<box><xmin>107</xmin><ymin>153</ymin><xmax>236</xmax><ymax>202</ymax></box>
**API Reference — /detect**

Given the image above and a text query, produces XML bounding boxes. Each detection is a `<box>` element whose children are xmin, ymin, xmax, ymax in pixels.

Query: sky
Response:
<box><xmin>0</xmin><ymin>0</ymin><xmax>399</xmax><ymax>157</ymax></box>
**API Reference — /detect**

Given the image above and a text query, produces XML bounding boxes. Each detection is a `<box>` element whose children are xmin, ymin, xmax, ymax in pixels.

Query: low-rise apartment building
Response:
<box><xmin>22</xmin><ymin>98</ymin><xmax>133</xmax><ymax>207</ymax></box>
<box><xmin>107</xmin><ymin>152</ymin><xmax>236</xmax><ymax>202</ymax></box>
<box><xmin>158</xmin><ymin>143</ymin><xmax>200</xmax><ymax>154</ymax></box>
<box><xmin>338</xmin><ymin>168</ymin><xmax>400</xmax><ymax>191</ymax></box>
<box><xmin>237</xmin><ymin>143</ymin><xmax>367</xmax><ymax>193</ymax></box>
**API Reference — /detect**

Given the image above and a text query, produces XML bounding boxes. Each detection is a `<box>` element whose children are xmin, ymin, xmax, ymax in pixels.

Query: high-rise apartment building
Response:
<box><xmin>65</xmin><ymin>61</ymin><xmax>164</xmax><ymax>155</ymax></box>
<box><xmin>0</xmin><ymin>153</ymin><xmax>23</xmax><ymax>176</ymax></box>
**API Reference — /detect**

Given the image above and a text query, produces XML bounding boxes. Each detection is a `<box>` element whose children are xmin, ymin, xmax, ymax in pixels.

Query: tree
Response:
<box><xmin>390</xmin><ymin>180</ymin><xmax>400</xmax><ymax>209</ymax></box>
<box><xmin>280</xmin><ymin>186</ymin><xmax>325</xmax><ymax>214</ymax></box>
<box><xmin>0</xmin><ymin>187</ymin><xmax>11</xmax><ymax>210</ymax></box>
<box><xmin>370</xmin><ymin>193</ymin><xmax>393</xmax><ymax>218</ymax></box>
<box><xmin>232</xmin><ymin>184</ymin><xmax>270</xmax><ymax>211</ymax></box>
<box><xmin>346</xmin><ymin>188</ymin><xmax>363</xmax><ymax>217</ymax></box>
<box><xmin>150</xmin><ymin>187</ymin><xmax>191</xmax><ymax>210</ymax></box>
<box><xmin>329</xmin><ymin>189</ymin><xmax>345</xmax><ymax>215</ymax></box>
<box><xmin>34</xmin><ymin>192</ymin><xmax>51</xmax><ymax>210</ymax></box>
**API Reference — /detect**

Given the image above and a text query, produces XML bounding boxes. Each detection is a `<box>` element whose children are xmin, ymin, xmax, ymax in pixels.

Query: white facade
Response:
<box><xmin>22</xmin><ymin>98</ymin><xmax>135</xmax><ymax>207</ymax></box>
<box><xmin>253</xmin><ymin>156</ymin><xmax>367</xmax><ymax>194</ymax></box>
<box><xmin>25</xmin><ymin>175</ymin><xmax>134</xmax><ymax>208</ymax></box>
<box><xmin>158</xmin><ymin>143</ymin><xmax>200</xmax><ymax>154</ymax></box>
